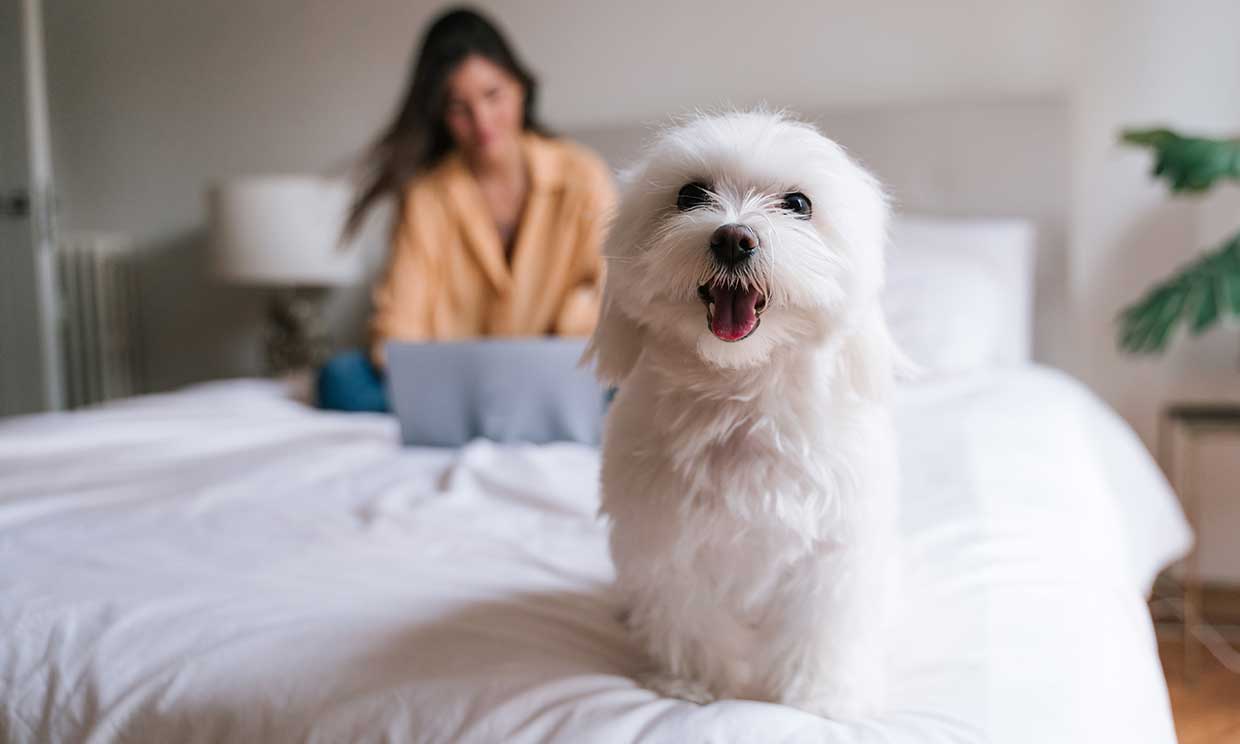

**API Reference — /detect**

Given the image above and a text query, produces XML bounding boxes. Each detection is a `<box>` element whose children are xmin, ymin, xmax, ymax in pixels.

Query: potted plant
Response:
<box><xmin>1116</xmin><ymin>129</ymin><xmax>1240</xmax><ymax>353</ymax></box>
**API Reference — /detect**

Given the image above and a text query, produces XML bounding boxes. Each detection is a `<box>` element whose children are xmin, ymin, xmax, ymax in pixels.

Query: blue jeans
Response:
<box><xmin>317</xmin><ymin>350</ymin><xmax>389</xmax><ymax>412</ymax></box>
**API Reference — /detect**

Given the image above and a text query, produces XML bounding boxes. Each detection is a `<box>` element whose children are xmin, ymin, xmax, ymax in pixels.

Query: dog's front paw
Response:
<box><xmin>640</xmin><ymin>672</ymin><xmax>716</xmax><ymax>705</ymax></box>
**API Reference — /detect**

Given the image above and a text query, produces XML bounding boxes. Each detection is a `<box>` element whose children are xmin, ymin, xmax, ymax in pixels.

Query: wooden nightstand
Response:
<box><xmin>1158</xmin><ymin>403</ymin><xmax>1240</xmax><ymax>683</ymax></box>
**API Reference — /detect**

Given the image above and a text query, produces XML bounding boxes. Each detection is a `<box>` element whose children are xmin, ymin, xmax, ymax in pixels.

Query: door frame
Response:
<box><xmin>8</xmin><ymin>0</ymin><xmax>63</xmax><ymax>412</ymax></box>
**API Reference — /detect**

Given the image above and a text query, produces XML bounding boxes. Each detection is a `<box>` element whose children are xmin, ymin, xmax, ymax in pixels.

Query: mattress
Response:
<box><xmin>0</xmin><ymin>367</ymin><xmax>1190</xmax><ymax>743</ymax></box>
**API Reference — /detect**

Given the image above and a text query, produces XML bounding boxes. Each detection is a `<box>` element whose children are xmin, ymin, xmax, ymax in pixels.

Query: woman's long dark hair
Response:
<box><xmin>346</xmin><ymin>7</ymin><xmax>549</xmax><ymax>236</ymax></box>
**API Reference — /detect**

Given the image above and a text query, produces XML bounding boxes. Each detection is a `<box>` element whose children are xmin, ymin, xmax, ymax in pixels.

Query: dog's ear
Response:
<box><xmin>839</xmin><ymin>306</ymin><xmax>897</xmax><ymax>401</ymax></box>
<box><xmin>582</xmin><ymin>277</ymin><xmax>644</xmax><ymax>385</ymax></box>
<box><xmin>582</xmin><ymin>177</ymin><xmax>648</xmax><ymax>385</ymax></box>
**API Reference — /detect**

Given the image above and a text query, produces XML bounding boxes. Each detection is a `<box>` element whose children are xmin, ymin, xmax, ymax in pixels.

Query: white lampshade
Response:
<box><xmin>207</xmin><ymin>175</ymin><xmax>364</xmax><ymax>286</ymax></box>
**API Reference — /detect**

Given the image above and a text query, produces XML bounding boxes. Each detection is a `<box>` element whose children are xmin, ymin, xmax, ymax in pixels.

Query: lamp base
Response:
<box><xmin>264</xmin><ymin>286</ymin><xmax>330</xmax><ymax>376</ymax></box>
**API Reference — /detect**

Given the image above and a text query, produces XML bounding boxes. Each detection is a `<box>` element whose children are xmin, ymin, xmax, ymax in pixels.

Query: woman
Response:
<box><xmin>319</xmin><ymin>8</ymin><xmax>615</xmax><ymax>411</ymax></box>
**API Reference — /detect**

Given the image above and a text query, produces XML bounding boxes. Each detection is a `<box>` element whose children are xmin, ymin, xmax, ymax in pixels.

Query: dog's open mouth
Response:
<box><xmin>698</xmin><ymin>281</ymin><xmax>767</xmax><ymax>342</ymax></box>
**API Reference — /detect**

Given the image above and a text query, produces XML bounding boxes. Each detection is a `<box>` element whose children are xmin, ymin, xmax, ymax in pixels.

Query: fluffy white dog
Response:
<box><xmin>585</xmin><ymin>110</ymin><xmax>900</xmax><ymax>720</ymax></box>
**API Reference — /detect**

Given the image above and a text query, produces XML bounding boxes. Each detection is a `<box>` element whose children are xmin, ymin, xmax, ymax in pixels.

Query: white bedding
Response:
<box><xmin>0</xmin><ymin>367</ymin><xmax>1189</xmax><ymax>743</ymax></box>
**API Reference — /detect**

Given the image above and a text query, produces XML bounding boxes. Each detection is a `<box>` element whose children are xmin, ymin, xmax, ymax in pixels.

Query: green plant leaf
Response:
<box><xmin>1120</xmin><ymin>128</ymin><xmax>1240</xmax><ymax>193</ymax></box>
<box><xmin>1147</xmin><ymin>285</ymin><xmax>1190</xmax><ymax>351</ymax></box>
<box><xmin>1190</xmin><ymin>281</ymin><xmax>1219</xmax><ymax>334</ymax></box>
<box><xmin>1117</xmin><ymin>231</ymin><xmax>1240</xmax><ymax>353</ymax></box>
<box><xmin>1225</xmin><ymin>266</ymin><xmax>1240</xmax><ymax>315</ymax></box>
<box><xmin>1122</xmin><ymin>278</ymin><xmax>1186</xmax><ymax>353</ymax></box>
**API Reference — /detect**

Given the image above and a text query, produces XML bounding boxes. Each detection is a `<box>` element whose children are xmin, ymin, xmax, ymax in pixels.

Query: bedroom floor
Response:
<box><xmin>1159</xmin><ymin>637</ymin><xmax>1240</xmax><ymax>743</ymax></box>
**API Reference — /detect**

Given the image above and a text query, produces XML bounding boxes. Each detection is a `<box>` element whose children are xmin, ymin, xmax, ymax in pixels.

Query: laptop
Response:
<box><xmin>385</xmin><ymin>338</ymin><xmax>606</xmax><ymax>447</ymax></box>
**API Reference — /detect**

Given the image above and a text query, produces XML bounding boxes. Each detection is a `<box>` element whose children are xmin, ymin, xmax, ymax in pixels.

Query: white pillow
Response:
<box><xmin>883</xmin><ymin>216</ymin><xmax>1034</xmax><ymax>376</ymax></box>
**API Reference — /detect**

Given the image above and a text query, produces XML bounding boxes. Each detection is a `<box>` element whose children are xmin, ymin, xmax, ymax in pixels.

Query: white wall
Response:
<box><xmin>496</xmin><ymin>0</ymin><xmax>1080</xmax><ymax>128</ymax></box>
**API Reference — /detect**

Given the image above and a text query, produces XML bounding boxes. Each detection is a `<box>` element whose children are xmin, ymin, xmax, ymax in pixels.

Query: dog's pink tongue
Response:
<box><xmin>709</xmin><ymin>284</ymin><xmax>761</xmax><ymax>341</ymax></box>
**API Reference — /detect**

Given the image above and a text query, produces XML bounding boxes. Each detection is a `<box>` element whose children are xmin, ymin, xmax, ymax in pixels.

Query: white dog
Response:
<box><xmin>585</xmin><ymin>110</ymin><xmax>899</xmax><ymax>720</ymax></box>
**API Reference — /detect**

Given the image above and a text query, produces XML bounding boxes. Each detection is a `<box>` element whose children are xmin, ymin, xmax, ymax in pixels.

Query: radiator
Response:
<box><xmin>57</xmin><ymin>232</ymin><xmax>144</xmax><ymax>408</ymax></box>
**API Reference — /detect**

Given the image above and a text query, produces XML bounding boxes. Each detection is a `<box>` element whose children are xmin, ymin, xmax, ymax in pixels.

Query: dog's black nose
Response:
<box><xmin>709</xmin><ymin>223</ymin><xmax>758</xmax><ymax>266</ymax></box>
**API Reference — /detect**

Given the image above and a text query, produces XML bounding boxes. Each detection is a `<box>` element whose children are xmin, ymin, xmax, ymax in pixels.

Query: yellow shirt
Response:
<box><xmin>370</xmin><ymin>133</ymin><xmax>616</xmax><ymax>365</ymax></box>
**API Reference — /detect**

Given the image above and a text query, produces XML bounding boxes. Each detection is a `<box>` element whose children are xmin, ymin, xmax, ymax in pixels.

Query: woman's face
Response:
<box><xmin>443</xmin><ymin>55</ymin><xmax>526</xmax><ymax>166</ymax></box>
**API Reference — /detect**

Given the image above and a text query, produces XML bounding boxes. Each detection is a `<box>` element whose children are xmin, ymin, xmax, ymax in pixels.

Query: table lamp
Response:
<box><xmin>208</xmin><ymin>175</ymin><xmax>364</xmax><ymax>375</ymax></box>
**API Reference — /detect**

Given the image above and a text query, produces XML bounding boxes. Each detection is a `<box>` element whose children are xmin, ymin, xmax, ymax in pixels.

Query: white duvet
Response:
<box><xmin>0</xmin><ymin>367</ymin><xmax>1190</xmax><ymax>743</ymax></box>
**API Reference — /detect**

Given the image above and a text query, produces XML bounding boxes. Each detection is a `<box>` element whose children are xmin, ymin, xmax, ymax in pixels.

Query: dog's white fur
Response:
<box><xmin>585</xmin><ymin>110</ymin><xmax>899</xmax><ymax>720</ymax></box>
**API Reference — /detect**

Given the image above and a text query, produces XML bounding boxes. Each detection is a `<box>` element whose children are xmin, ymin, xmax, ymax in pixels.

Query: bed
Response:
<box><xmin>0</xmin><ymin>99</ymin><xmax>1193</xmax><ymax>743</ymax></box>
<box><xmin>0</xmin><ymin>362</ymin><xmax>1190</xmax><ymax>743</ymax></box>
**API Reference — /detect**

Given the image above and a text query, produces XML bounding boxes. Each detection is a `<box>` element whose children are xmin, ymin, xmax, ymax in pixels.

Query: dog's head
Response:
<box><xmin>586</xmin><ymin>110</ymin><xmax>890</xmax><ymax>384</ymax></box>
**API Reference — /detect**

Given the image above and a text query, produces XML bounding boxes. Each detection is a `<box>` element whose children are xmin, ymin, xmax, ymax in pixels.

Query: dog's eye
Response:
<box><xmin>782</xmin><ymin>192</ymin><xmax>812</xmax><ymax>218</ymax></box>
<box><xmin>676</xmin><ymin>182</ymin><xmax>711</xmax><ymax>212</ymax></box>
